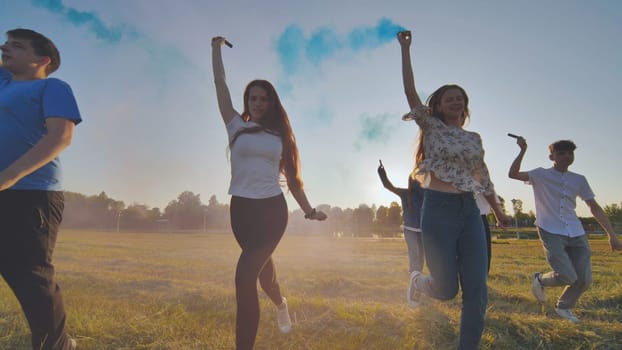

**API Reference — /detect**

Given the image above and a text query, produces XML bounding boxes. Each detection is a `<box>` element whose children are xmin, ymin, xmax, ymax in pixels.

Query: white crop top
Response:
<box><xmin>226</xmin><ymin>114</ymin><xmax>283</xmax><ymax>198</ymax></box>
<box><xmin>406</xmin><ymin>106</ymin><xmax>495</xmax><ymax>195</ymax></box>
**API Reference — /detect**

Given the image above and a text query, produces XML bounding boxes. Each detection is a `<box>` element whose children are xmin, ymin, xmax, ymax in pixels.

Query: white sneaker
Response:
<box><xmin>276</xmin><ymin>297</ymin><xmax>292</xmax><ymax>334</ymax></box>
<box><xmin>407</xmin><ymin>271</ymin><xmax>421</xmax><ymax>309</ymax></box>
<box><xmin>531</xmin><ymin>272</ymin><xmax>546</xmax><ymax>303</ymax></box>
<box><xmin>70</xmin><ymin>338</ymin><xmax>77</xmax><ymax>349</ymax></box>
<box><xmin>555</xmin><ymin>308</ymin><xmax>580</xmax><ymax>323</ymax></box>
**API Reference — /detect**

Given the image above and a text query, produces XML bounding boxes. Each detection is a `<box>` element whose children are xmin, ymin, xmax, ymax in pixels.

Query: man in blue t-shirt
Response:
<box><xmin>0</xmin><ymin>28</ymin><xmax>81</xmax><ymax>350</ymax></box>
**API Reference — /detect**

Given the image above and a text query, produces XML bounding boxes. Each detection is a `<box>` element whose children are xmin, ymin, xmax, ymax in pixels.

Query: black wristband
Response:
<box><xmin>304</xmin><ymin>208</ymin><xmax>316</xmax><ymax>219</ymax></box>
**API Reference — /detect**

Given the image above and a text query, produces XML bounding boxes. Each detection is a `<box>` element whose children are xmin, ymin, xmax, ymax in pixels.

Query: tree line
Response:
<box><xmin>61</xmin><ymin>191</ymin><xmax>622</xmax><ymax>236</ymax></box>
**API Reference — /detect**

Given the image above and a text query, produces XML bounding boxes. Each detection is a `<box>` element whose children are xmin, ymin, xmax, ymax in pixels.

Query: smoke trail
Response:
<box><xmin>30</xmin><ymin>0</ymin><xmax>196</xmax><ymax>79</ymax></box>
<box><xmin>348</xmin><ymin>18</ymin><xmax>405</xmax><ymax>50</ymax></box>
<box><xmin>32</xmin><ymin>0</ymin><xmax>124</xmax><ymax>43</ymax></box>
<box><xmin>354</xmin><ymin>113</ymin><xmax>394</xmax><ymax>151</ymax></box>
<box><xmin>276</xmin><ymin>17</ymin><xmax>405</xmax><ymax>75</ymax></box>
<box><xmin>276</xmin><ymin>25</ymin><xmax>305</xmax><ymax>75</ymax></box>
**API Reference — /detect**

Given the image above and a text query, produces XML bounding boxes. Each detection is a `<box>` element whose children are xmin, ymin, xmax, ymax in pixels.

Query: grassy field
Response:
<box><xmin>0</xmin><ymin>230</ymin><xmax>621</xmax><ymax>350</ymax></box>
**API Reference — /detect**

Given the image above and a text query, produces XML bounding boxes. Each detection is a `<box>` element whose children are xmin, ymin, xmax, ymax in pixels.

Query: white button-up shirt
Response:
<box><xmin>527</xmin><ymin>167</ymin><xmax>594</xmax><ymax>237</ymax></box>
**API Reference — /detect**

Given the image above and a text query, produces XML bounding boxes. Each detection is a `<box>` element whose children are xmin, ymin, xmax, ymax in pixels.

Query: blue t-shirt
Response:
<box><xmin>0</xmin><ymin>67</ymin><xmax>82</xmax><ymax>191</ymax></box>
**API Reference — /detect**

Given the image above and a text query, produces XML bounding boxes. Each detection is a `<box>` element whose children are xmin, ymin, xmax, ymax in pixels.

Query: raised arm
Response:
<box><xmin>211</xmin><ymin>36</ymin><xmax>237</xmax><ymax>124</ymax></box>
<box><xmin>398</xmin><ymin>31</ymin><xmax>423</xmax><ymax>110</ymax></box>
<box><xmin>377</xmin><ymin>161</ymin><xmax>401</xmax><ymax>196</ymax></box>
<box><xmin>508</xmin><ymin>136</ymin><xmax>530</xmax><ymax>181</ymax></box>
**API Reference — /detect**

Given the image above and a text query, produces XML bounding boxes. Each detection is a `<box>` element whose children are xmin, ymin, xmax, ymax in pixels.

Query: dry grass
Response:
<box><xmin>0</xmin><ymin>230</ymin><xmax>621</xmax><ymax>349</ymax></box>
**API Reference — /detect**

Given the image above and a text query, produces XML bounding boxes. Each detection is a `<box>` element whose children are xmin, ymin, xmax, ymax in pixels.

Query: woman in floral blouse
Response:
<box><xmin>397</xmin><ymin>30</ymin><xmax>510</xmax><ymax>350</ymax></box>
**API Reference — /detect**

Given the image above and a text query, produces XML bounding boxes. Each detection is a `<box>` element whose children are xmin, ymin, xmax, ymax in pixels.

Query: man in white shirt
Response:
<box><xmin>509</xmin><ymin>138</ymin><xmax>622</xmax><ymax>323</ymax></box>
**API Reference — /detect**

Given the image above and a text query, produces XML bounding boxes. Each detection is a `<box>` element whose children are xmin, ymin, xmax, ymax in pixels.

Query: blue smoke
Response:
<box><xmin>276</xmin><ymin>17</ymin><xmax>405</xmax><ymax>75</ymax></box>
<box><xmin>32</xmin><ymin>0</ymin><xmax>124</xmax><ymax>43</ymax></box>
<box><xmin>32</xmin><ymin>0</ymin><xmax>63</xmax><ymax>13</ymax></box>
<box><xmin>276</xmin><ymin>25</ymin><xmax>305</xmax><ymax>75</ymax></box>
<box><xmin>307</xmin><ymin>28</ymin><xmax>342</xmax><ymax>65</ymax></box>
<box><xmin>353</xmin><ymin>113</ymin><xmax>396</xmax><ymax>151</ymax></box>
<box><xmin>349</xmin><ymin>18</ymin><xmax>405</xmax><ymax>50</ymax></box>
<box><xmin>359</xmin><ymin>113</ymin><xmax>394</xmax><ymax>143</ymax></box>
<box><xmin>30</xmin><ymin>0</ymin><xmax>196</xmax><ymax>80</ymax></box>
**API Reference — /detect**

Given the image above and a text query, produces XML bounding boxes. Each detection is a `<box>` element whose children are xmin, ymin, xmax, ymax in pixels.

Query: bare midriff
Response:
<box><xmin>427</xmin><ymin>172</ymin><xmax>462</xmax><ymax>193</ymax></box>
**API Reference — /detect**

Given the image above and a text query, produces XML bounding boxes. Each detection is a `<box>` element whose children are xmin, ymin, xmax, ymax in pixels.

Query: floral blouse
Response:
<box><xmin>406</xmin><ymin>106</ymin><xmax>495</xmax><ymax>196</ymax></box>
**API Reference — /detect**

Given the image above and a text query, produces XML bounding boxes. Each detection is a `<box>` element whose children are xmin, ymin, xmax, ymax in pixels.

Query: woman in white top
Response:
<box><xmin>397</xmin><ymin>30</ymin><xmax>510</xmax><ymax>350</ymax></box>
<box><xmin>212</xmin><ymin>36</ymin><xmax>327</xmax><ymax>350</ymax></box>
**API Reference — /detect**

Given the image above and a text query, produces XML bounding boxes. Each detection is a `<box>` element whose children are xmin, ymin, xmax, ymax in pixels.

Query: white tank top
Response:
<box><xmin>226</xmin><ymin>115</ymin><xmax>283</xmax><ymax>198</ymax></box>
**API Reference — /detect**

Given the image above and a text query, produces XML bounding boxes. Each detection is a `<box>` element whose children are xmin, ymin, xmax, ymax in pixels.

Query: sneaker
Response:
<box><xmin>69</xmin><ymin>338</ymin><xmax>77</xmax><ymax>349</ymax></box>
<box><xmin>276</xmin><ymin>297</ymin><xmax>292</xmax><ymax>334</ymax></box>
<box><xmin>407</xmin><ymin>271</ymin><xmax>421</xmax><ymax>309</ymax></box>
<box><xmin>531</xmin><ymin>272</ymin><xmax>546</xmax><ymax>303</ymax></box>
<box><xmin>555</xmin><ymin>308</ymin><xmax>580</xmax><ymax>323</ymax></box>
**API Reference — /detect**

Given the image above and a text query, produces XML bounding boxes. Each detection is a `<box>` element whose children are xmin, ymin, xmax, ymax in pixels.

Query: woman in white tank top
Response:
<box><xmin>211</xmin><ymin>36</ymin><xmax>327</xmax><ymax>350</ymax></box>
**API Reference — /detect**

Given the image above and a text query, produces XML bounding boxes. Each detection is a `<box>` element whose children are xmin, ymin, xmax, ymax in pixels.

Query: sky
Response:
<box><xmin>2</xmin><ymin>0</ymin><xmax>621</xmax><ymax>217</ymax></box>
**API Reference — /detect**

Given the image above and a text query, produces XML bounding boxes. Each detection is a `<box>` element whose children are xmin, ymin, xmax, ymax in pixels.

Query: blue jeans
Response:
<box><xmin>420</xmin><ymin>190</ymin><xmax>488</xmax><ymax>350</ymax></box>
<box><xmin>404</xmin><ymin>227</ymin><xmax>424</xmax><ymax>272</ymax></box>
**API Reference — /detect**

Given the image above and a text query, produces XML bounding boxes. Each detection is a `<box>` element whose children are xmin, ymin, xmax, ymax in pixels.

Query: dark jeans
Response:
<box><xmin>481</xmin><ymin>215</ymin><xmax>491</xmax><ymax>274</ymax></box>
<box><xmin>0</xmin><ymin>190</ymin><xmax>72</xmax><ymax>350</ymax></box>
<box><xmin>420</xmin><ymin>190</ymin><xmax>488</xmax><ymax>350</ymax></box>
<box><xmin>230</xmin><ymin>194</ymin><xmax>288</xmax><ymax>350</ymax></box>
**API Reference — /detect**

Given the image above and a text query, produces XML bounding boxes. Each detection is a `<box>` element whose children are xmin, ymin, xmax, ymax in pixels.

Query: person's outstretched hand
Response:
<box><xmin>377</xmin><ymin>162</ymin><xmax>387</xmax><ymax>178</ymax></box>
<box><xmin>212</xmin><ymin>36</ymin><xmax>227</xmax><ymax>48</ymax></box>
<box><xmin>515</xmin><ymin>136</ymin><xmax>527</xmax><ymax>152</ymax></box>
<box><xmin>309</xmin><ymin>210</ymin><xmax>327</xmax><ymax>221</ymax></box>
<box><xmin>496</xmin><ymin>213</ymin><xmax>512</xmax><ymax>228</ymax></box>
<box><xmin>609</xmin><ymin>235</ymin><xmax>622</xmax><ymax>251</ymax></box>
<box><xmin>397</xmin><ymin>30</ymin><xmax>412</xmax><ymax>46</ymax></box>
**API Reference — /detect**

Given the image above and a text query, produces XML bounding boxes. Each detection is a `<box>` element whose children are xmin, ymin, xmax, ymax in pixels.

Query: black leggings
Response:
<box><xmin>230</xmin><ymin>194</ymin><xmax>288</xmax><ymax>350</ymax></box>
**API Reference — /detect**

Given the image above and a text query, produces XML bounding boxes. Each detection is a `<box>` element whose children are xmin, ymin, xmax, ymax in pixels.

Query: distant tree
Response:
<box><xmin>328</xmin><ymin>206</ymin><xmax>346</xmax><ymax>236</ymax></box>
<box><xmin>511</xmin><ymin>198</ymin><xmax>523</xmax><ymax>214</ymax></box>
<box><xmin>525</xmin><ymin>210</ymin><xmax>536</xmax><ymax>226</ymax></box>
<box><xmin>604</xmin><ymin>203</ymin><xmax>622</xmax><ymax>226</ymax></box>
<box><xmin>516</xmin><ymin>211</ymin><xmax>533</xmax><ymax>227</ymax></box>
<box><xmin>375</xmin><ymin>205</ymin><xmax>389</xmax><ymax>226</ymax></box>
<box><xmin>164</xmin><ymin>191</ymin><xmax>204</xmax><ymax>230</ymax></box>
<box><xmin>498</xmin><ymin>196</ymin><xmax>507</xmax><ymax>215</ymax></box>
<box><xmin>63</xmin><ymin>191</ymin><xmax>125</xmax><ymax>230</ymax></box>
<box><xmin>205</xmin><ymin>195</ymin><xmax>230</xmax><ymax>231</ymax></box>
<box><xmin>373</xmin><ymin>201</ymin><xmax>402</xmax><ymax>236</ymax></box>
<box><xmin>352</xmin><ymin>204</ymin><xmax>374</xmax><ymax>236</ymax></box>
<box><xmin>122</xmin><ymin>204</ymin><xmax>161</xmax><ymax>230</ymax></box>
<box><xmin>387</xmin><ymin>201</ymin><xmax>402</xmax><ymax>228</ymax></box>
